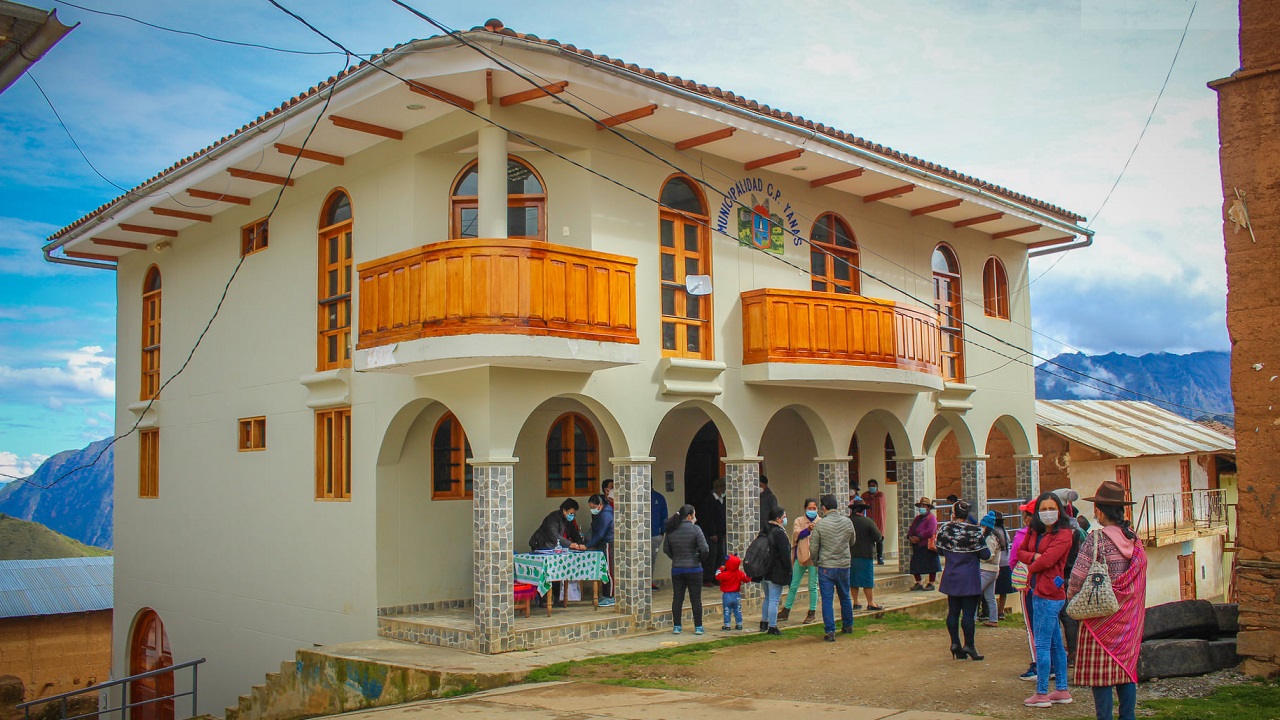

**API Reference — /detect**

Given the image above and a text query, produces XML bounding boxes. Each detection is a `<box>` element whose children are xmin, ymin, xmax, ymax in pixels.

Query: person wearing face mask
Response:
<box><xmin>849</xmin><ymin>496</ymin><xmax>884</xmax><ymax>611</ymax></box>
<box><xmin>937</xmin><ymin>499</ymin><xmax>993</xmax><ymax>661</ymax></box>
<box><xmin>585</xmin><ymin>494</ymin><xmax>615</xmax><ymax>607</ymax></box>
<box><xmin>778</xmin><ymin>498</ymin><xmax>820</xmax><ymax>623</ymax></box>
<box><xmin>863</xmin><ymin>479</ymin><xmax>887</xmax><ymax>565</ymax></box>
<box><xmin>758</xmin><ymin>506</ymin><xmax>794</xmax><ymax>635</ymax></box>
<box><xmin>907</xmin><ymin>496</ymin><xmax>940</xmax><ymax>591</ymax></box>
<box><xmin>663</xmin><ymin>504</ymin><xmax>709</xmax><ymax>635</ymax></box>
<box><xmin>530</xmin><ymin>499</ymin><xmax>586</xmax><ymax>552</ymax></box>
<box><xmin>1018</xmin><ymin>492</ymin><xmax>1075</xmax><ymax>708</ymax></box>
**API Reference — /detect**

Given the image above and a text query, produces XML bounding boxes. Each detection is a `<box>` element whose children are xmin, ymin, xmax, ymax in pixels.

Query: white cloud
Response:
<box><xmin>0</xmin><ymin>451</ymin><xmax>48</xmax><ymax>483</ymax></box>
<box><xmin>0</xmin><ymin>346</ymin><xmax>115</xmax><ymax>400</ymax></box>
<box><xmin>0</xmin><ymin>217</ymin><xmax>60</xmax><ymax>277</ymax></box>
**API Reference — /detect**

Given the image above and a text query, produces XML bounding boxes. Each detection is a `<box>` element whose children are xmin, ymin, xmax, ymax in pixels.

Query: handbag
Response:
<box><xmin>1010</xmin><ymin>562</ymin><xmax>1030</xmax><ymax>590</ymax></box>
<box><xmin>1066</xmin><ymin>530</ymin><xmax>1120</xmax><ymax>620</ymax></box>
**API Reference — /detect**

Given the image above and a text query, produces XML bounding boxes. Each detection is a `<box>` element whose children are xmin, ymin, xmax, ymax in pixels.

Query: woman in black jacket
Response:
<box><xmin>760</xmin><ymin>506</ymin><xmax>792</xmax><ymax>635</ymax></box>
<box><xmin>663</xmin><ymin>504</ymin><xmax>709</xmax><ymax>634</ymax></box>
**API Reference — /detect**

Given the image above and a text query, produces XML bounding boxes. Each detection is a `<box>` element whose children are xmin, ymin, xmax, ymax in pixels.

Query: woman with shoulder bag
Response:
<box><xmin>1066</xmin><ymin>481</ymin><xmax>1147</xmax><ymax>720</ymax></box>
<box><xmin>779</xmin><ymin>498</ymin><xmax>819</xmax><ymax>623</ymax></box>
<box><xmin>1017</xmin><ymin>491</ymin><xmax>1075</xmax><ymax>708</ymax></box>
<box><xmin>907</xmin><ymin>496</ymin><xmax>941</xmax><ymax>590</ymax></box>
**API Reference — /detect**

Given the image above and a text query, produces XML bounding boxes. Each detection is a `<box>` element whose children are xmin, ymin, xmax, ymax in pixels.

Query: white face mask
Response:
<box><xmin>1039</xmin><ymin>510</ymin><xmax>1059</xmax><ymax>526</ymax></box>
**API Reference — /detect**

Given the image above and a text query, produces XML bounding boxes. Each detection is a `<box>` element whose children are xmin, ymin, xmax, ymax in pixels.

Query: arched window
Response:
<box><xmin>932</xmin><ymin>244</ymin><xmax>964</xmax><ymax>382</ymax></box>
<box><xmin>659</xmin><ymin>175</ymin><xmax>712</xmax><ymax>359</ymax></box>
<box><xmin>141</xmin><ymin>266</ymin><xmax>161</xmax><ymax>400</ymax></box>
<box><xmin>433</xmin><ymin>412</ymin><xmax>473</xmax><ymax>500</ymax></box>
<box><xmin>810</xmin><ymin>213</ymin><xmax>859</xmax><ymax>294</ymax></box>
<box><xmin>318</xmin><ymin>190</ymin><xmax>353</xmax><ymax>371</ymax></box>
<box><xmin>450</xmin><ymin>156</ymin><xmax>546</xmax><ymax>240</ymax></box>
<box><xmin>129</xmin><ymin>609</ymin><xmax>174</xmax><ymax>720</ymax></box>
<box><xmin>982</xmin><ymin>257</ymin><xmax>1010</xmax><ymax>320</ymax></box>
<box><xmin>547</xmin><ymin>413</ymin><xmax>599</xmax><ymax>497</ymax></box>
<box><xmin>848</xmin><ymin>434</ymin><xmax>860</xmax><ymax>488</ymax></box>
<box><xmin>883</xmin><ymin>435</ymin><xmax>897</xmax><ymax>484</ymax></box>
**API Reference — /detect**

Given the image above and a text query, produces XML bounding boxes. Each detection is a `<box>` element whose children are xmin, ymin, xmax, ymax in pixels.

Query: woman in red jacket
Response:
<box><xmin>1017</xmin><ymin>491</ymin><xmax>1075</xmax><ymax>709</ymax></box>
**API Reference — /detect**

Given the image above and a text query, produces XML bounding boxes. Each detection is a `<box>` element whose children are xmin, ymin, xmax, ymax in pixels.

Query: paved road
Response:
<box><xmin>332</xmin><ymin>682</ymin><xmax>984</xmax><ymax>720</ymax></box>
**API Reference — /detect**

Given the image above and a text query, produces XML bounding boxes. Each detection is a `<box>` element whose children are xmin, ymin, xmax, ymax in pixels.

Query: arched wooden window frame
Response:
<box><xmin>432</xmin><ymin>412</ymin><xmax>473</xmax><ymax>500</ymax></box>
<box><xmin>141</xmin><ymin>266</ymin><xmax>162</xmax><ymax>401</ymax></box>
<box><xmin>809</xmin><ymin>212</ymin><xmax>860</xmax><ymax>294</ymax></box>
<box><xmin>658</xmin><ymin>174</ymin><xmax>713</xmax><ymax>360</ymax></box>
<box><xmin>318</xmin><ymin>189</ymin><xmax>354</xmax><ymax>372</ymax></box>
<box><xmin>129</xmin><ymin>609</ymin><xmax>174</xmax><ymax>720</ymax></box>
<box><xmin>546</xmin><ymin>412</ymin><xmax>600</xmax><ymax>498</ymax></box>
<box><xmin>982</xmin><ymin>256</ymin><xmax>1010</xmax><ymax>320</ymax></box>
<box><xmin>932</xmin><ymin>243</ymin><xmax>964</xmax><ymax>382</ymax></box>
<box><xmin>449</xmin><ymin>156</ymin><xmax>547</xmax><ymax>240</ymax></box>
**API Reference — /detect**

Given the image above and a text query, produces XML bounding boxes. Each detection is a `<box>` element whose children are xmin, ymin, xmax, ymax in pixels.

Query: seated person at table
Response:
<box><xmin>586</xmin><ymin>494</ymin><xmax>615</xmax><ymax>607</ymax></box>
<box><xmin>530</xmin><ymin>499</ymin><xmax>586</xmax><ymax>552</ymax></box>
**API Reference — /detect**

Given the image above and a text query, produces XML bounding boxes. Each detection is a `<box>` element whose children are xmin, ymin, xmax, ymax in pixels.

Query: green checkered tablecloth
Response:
<box><xmin>514</xmin><ymin>551</ymin><xmax>610</xmax><ymax>596</ymax></box>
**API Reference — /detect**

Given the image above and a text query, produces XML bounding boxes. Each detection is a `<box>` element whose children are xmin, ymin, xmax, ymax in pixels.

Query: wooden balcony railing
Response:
<box><xmin>741</xmin><ymin>288</ymin><xmax>942</xmax><ymax>376</ymax></box>
<box><xmin>356</xmin><ymin>239</ymin><xmax>638</xmax><ymax>349</ymax></box>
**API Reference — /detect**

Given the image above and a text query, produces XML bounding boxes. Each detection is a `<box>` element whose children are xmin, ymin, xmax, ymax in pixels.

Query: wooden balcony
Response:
<box><xmin>354</xmin><ymin>239</ymin><xmax>639</xmax><ymax>375</ymax></box>
<box><xmin>740</xmin><ymin>288</ymin><xmax>945</xmax><ymax>393</ymax></box>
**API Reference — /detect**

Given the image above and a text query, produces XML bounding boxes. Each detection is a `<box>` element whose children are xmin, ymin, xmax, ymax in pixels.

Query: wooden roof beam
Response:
<box><xmin>405</xmin><ymin>80</ymin><xmax>475</xmax><ymax>111</ymax></box>
<box><xmin>1028</xmin><ymin>235</ymin><xmax>1077</xmax><ymax>249</ymax></box>
<box><xmin>910</xmin><ymin>199</ymin><xmax>962</xmax><ymax>217</ymax></box>
<box><xmin>91</xmin><ymin>237</ymin><xmax>147</xmax><ymax>250</ymax></box>
<box><xmin>228</xmin><ymin>168</ymin><xmax>295</xmax><ymax>187</ymax></box>
<box><xmin>863</xmin><ymin>184</ymin><xmax>915</xmax><ymax>203</ymax></box>
<box><xmin>744</xmin><ymin>148</ymin><xmax>804</xmax><ymax>171</ymax></box>
<box><xmin>499</xmin><ymin>81</ymin><xmax>568</xmax><ymax>106</ymax></box>
<box><xmin>596</xmin><ymin>103</ymin><xmax>658</xmax><ymax>129</ymax></box>
<box><xmin>329</xmin><ymin>115</ymin><xmax>403</xmax><ymax>140</ymax></box>
<box><xmin>187</xmin><ymin>189</ymin><xmax>251</xmax><ymax>206</ymax></box>
<box><xmin>992</xmin><ymin>224</ymin><xmax>1042</xmax><ymax>239</ymax></box>
<box><xmin>274</xmin><ymin>143</ymin><xmax>345</xmax><ymax>166</ymax></box>
<box><xmin>675</xmin><ymin>127</ymin><xmax>735</xmax><ymax>151</ymax></box>
<box><xmin>953</xmin><ymin>212</ymin><xmax>1004</xmax><ymax>229</ymax></box>
<box><xmin>151</xmin><ymin>207</ymin><xmax>212</xmax><ymax>222</ymax></box>
<box><xmin>65</xmin><ymin>250</ymin><xmax>118</xmax><ymax>263</ymax></box>
<box><xmin>119</xmin><ymin>223</ymin><xmax>178</xmax><ymax>238</ymax></box>
<box><xmin>809</xmin><ymin>168</ymin><xmax>865</xmax><ymax>188</ymax></box>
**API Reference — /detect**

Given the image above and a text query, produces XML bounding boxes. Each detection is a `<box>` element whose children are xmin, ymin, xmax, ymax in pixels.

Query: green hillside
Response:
<box><xmin>0</xmin><ymin>514</ymin><xmax>113</xmax><ymax>560</ymax></box>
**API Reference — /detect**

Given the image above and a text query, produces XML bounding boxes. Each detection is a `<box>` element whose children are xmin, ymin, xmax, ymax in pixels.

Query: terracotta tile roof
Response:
<box><xmin>49</xmin><ymin>19</ymin><xmax>1084</xmax><ymax>243</ymax></box>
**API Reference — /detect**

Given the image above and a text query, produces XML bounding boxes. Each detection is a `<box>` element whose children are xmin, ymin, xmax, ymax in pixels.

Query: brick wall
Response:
<box><xmin>934</xmin><ymin>427</ymin><xmax>1070</xmax><ymax>502</ymax></box>
<box><xmin>0</xmin><ymin>611</ymin><xmax>112</xmax><ymax>701</ymax></box>
<box><xmin>1213</xmin><ymin>0</ymin><xmax>1280</xmax><ymax>677</ymax></box>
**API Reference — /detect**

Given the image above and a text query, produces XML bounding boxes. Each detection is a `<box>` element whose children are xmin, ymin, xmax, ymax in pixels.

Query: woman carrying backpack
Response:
<box><xmin>1018</xmin><ymin>491</ymin><xmax>1075</xmax><ymax>708</ymax></box>
<box><xmin>756</xmin><ymin>506</ymin><xmax>792</xmax><ymax>635</ymax></box>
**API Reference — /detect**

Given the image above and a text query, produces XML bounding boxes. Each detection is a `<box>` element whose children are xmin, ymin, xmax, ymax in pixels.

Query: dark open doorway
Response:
<box><xmin>684</xmin><ymin>420</ymin><xmax>723</xmax><ymax>507</ymax></box>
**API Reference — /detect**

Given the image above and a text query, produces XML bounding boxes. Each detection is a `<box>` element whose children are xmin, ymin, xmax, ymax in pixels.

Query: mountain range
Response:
<box><xmin>0</xmin><ymin>438</ymin><xmax>114</xmax><ymax>549</ymax></box>
<box><xmin>1034</xmin><ymin>350</ymin><xmax>1233</xmax><ymax>423</ymax></box>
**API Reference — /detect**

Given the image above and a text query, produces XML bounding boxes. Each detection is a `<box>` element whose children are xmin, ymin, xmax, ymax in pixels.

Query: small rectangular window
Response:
<box><xmin>315</xmin><ymin>407</ymin><xmax>351</xmax><ymax>500</ymax></box>
<box><xmin>238</xmin><ymin>416</ymin><xmax>266</xmax><ymax>451</ymax></box>
<box><xmin>139</xmin><ymin>428</ymin><xmax>159</xmax><ymax>498</ymax></box>
<box><xmin>241</xmin><ymin>217</ymin><xmax>269</xmax><ymax>256</ymax></box>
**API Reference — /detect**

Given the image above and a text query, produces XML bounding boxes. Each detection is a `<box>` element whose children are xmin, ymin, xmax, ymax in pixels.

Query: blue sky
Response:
<box><xmin>0</xmin><ymin>0</ymin><xmax>1240</xmax><ymax>470</ymax></box>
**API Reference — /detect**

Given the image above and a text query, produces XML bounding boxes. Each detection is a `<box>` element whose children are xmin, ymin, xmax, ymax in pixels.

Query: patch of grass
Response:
<box><xmin>594</xmin><ymin>677</ymin><xmax>689</xmax><ymax>691</ymax></box>
<box><xmin>1137</xmin><ymin>680</ymin><xmax>1280</xmax><ymax>720</ymax></box>
<box><xmin>438</xmin><ymin>683</ymin><xmax>479</xmax><ymax>699</ymax></box>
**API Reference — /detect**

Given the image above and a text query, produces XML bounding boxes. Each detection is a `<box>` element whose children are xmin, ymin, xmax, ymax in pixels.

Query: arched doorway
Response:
<box><xmin>129</xmin><ymin>609</ymin><xmax>173</xmax><ymax>720</ymax></box>
<box><xmin>684</xmin><ymin>421</ymin><xmax>724</xmax><ymax>509</ymax></box>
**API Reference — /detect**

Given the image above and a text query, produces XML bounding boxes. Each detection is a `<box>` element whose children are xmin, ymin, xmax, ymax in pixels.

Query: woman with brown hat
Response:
<box><xmin>1068</xmin><ymin>481</ymin><xmax>1147</xmax><ymax>720</ymax></box>
<box><xmin>907</xmin><ymin>496</ymin><xmax>940</xmax><ymax>591</ymax></box>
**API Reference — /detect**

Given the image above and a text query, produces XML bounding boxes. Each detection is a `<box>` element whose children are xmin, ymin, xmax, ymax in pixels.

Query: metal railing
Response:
<box><xmin>1135</xmin><ymin>489</ymin><xmax>1230</xmax><ymax>543</ymax></box>
<box><xmin>16</xmin><ymin>659</ymin><xmax>205</xmax><ymax>720</ymax></box>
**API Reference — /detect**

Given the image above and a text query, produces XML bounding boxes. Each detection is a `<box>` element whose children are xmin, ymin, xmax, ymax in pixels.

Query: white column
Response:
<box><xmin>477</xmin><ymin>125</ymin><xmax>508</xmax><ymax>239</ymax></box>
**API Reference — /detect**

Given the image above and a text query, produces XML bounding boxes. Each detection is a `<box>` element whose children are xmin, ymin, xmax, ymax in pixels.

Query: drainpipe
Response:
<box><xmin>0</xmin><ymin>8</ymin><xmax>78</xmax><ymax>95</ymax></box>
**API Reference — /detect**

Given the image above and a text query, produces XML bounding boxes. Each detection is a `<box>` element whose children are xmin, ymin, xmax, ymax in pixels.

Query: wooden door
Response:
<box><xmin>1115</xmin><ymin>464</ymin><xmax>1132</xmax><ymax>522</ymax></box>
<box><xmin>1180</xmin><ymin>458</ymin><xmax>1193</xmax><ymax>524</ymax></box>
<box><xmin>1178</xmin><ymin>553</ymin><xmax>1197</xmax><ymax>600</ymax></box>
<box><xmin>129</xmin><ymin>610</ymin><xmax>174</xmax><ymax>720</ymax></box>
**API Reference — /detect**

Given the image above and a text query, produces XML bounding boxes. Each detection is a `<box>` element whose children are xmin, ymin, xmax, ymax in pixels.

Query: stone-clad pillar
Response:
<box><xmin>471</xmin><ymin>459</ymin><xmax>515</xmax><ymax>654</ymax></box>
<box><xmin>724</xmin><ymin>458</ymin><xmax>762</xmax><ymax>602</ymax></box>
<box><xmin>1015</xmin><ymin>454</ymin><xmax>1042</xmax><ymax>502</ymax></box>
<box><xmin>895</xmin><ymin>457</ymin><xmax>927</xmax><ymax>574</ymax></box>
<box><xmin>960</xmin><ymin>455</ymin><xmax>989</xmax><ymax>519</ymax></box>
<box><xmin>612</xmin><ymin>457</ymin><xmax>654</xmax><ymax>627</ymax></box>
<box><xmin>816</xmin><ymin>457</ymin><xmax>851</xmax><ymax>502</ymax></box>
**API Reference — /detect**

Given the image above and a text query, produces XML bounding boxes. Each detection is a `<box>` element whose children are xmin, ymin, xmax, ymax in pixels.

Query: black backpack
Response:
<box><xmin>742</xmin><ymin>529</ymin><xmax>774</xmax><ymax>581</ymax></box>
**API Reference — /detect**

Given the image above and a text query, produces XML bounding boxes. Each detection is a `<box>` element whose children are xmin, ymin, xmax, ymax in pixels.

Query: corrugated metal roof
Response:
<box><xmin>1036</xmin><ymin>400</ymin><xmax>1236</xmax><ymax>459</ymax></box>
<box><xmin>0</xmin><ymin>556</ymin><xmax>112</xmax><ymax>619</ymax></box>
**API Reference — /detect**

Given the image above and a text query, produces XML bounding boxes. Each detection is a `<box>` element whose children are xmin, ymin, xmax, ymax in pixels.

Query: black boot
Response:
<box><xmin>950</xmin><ymin>643</ymin><xmax>965</xmax><ymax>660</ymax></box>
<box><xmin>759</xmin><ymin>621</ymin><xmax>769</xmax><ymax>632</ymax></box>
<box><xmin>962</xmin><ymin>645</ymin><xmax>985</xmax><ymax>661</ymax></box>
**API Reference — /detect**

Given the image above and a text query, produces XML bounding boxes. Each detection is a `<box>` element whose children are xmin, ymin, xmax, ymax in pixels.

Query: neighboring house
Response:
<box><xmin>0</xmin><ymin>557</ymin><xmax>113</xmax><ymax>702</ymax></box>
<box><xmin>42</xmin><ymin>20</ymin><xmax>1093</xmax><ymax>715</ymax></box>
<box><xmin>1036</xmin><ymin>400</ymin><xmax>1236</xmax><ymax>606</ymax></box>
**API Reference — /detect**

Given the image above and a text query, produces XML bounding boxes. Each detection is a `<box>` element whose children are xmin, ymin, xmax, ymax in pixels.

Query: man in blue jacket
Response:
<box><xmin>586</xmin><ymin>494</ymin><xmax>616</xmax><ymax>607</ymax></box>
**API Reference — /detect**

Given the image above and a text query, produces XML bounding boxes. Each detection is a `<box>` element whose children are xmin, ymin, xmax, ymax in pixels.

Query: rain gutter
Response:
<box><xmin>0</xmin><ymin>6</ymin><xmax>77</xmax><ymax>94</ymax></box>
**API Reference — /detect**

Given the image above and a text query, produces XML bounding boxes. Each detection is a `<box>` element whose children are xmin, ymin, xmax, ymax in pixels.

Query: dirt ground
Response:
<box><xmin>562</xmin><ymin>619</ymin><xmax>1248</xmax><ymax>720</ymax></box>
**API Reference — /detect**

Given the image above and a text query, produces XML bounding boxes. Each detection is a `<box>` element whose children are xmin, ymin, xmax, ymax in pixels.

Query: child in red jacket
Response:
<box><xmin>715</xmin><ymin>554</ymin><xmax>751</xmax><ymax>631</ymax></box>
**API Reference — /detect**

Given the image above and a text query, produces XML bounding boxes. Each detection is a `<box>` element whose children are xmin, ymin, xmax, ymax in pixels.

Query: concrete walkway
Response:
<box><xmin>326</xmin><ymin>682</ymin><xmax>985</xmax><ymax>720</ymax></box>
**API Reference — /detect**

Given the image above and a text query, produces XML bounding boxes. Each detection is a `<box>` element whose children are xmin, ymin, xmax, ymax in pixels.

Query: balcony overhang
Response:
<box><xmin>1143</xmin><ymin>524</ymin><xmax>1228</xmax><ymax>548</ymax></box>
<box><xmin>354</xmin><ymin>334</ymin><xmax>639</xmax><ymax>375</ymax></box>
<box><xmin>740</xmin><ymin>288</ymin><xmax>944</xmax><ymax>393</ymax></box>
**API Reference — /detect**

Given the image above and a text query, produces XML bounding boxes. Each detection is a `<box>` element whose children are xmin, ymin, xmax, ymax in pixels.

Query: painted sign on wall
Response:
<box><xmin>714</xmin><ymin>177</ymin><xmax>802</xmax><ymax>256</ymax></box>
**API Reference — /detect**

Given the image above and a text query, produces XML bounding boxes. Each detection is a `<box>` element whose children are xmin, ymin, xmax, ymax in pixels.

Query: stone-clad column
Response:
<box><xmin>959</xmin><ymin>455</ymin><xmax>989</xmax><ymax>519</ymax></box>
<box><xmin>1015</xmin><ymin>454</ymin><xmax>1042</xmax><ymax>502</ymax></box>
<box><xmin>895</xmin><ymin>457</ymin><xmax>927</xmax><ymax>574</ymax></box>
<box><xmin>724</xmin><ymin>458</ymin><xmax>762</xmax><ymax>602</ymax></box>
<box><xmin>816</xmin><ymin>457</ymin><xmax>852</xmax><ymax>502</ymax></box>
<box><xmin>471</xmin><ymin>459</ymin><xmax>515</xmax><ymax>654</ymax></box>
<box><xmin>611</xmin><ymin>457</ymin><xmax>655</xmax><ymax>627</ymax></box>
